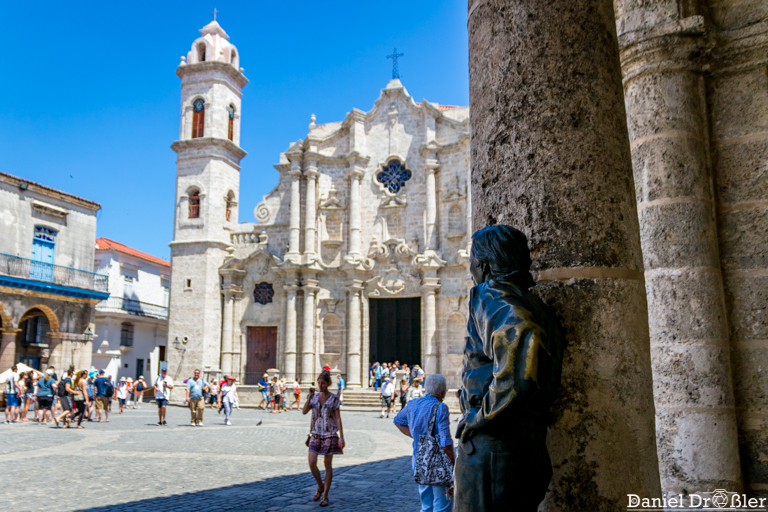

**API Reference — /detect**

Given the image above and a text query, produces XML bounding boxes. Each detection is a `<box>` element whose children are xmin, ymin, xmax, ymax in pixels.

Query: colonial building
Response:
<box><xmin>93</xmin><ymin>238</ymin><xmax>170</xmax><ymax>380</ymax></box>
<box><xmin>167</xmin><ymin>20</ymin><xmax>470</xmax><ymax>387</ymax></box>
<box><xmin>0</xmin><ymin>172</ymin><xmax>108</xmax><ymax>371</ymax></box>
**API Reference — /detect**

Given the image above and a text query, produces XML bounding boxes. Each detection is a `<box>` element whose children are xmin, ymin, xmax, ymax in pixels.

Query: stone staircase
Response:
<box><xmin>340</xmin><ymin>389</ymin><xmax>383</xmax><ymax>411</ymax></box>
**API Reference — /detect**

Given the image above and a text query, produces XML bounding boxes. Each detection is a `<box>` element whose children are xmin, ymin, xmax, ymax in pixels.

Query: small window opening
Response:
<box><xmin>225</xmin><ymin>191</ymin><xmax>235</xmax><ymax>222</ymax></box>
<box><xmin>192</xmin><ymin>99</ymin><xmax>205</xmax><ymax>138</ymax></box>
<box><xmin>230</xmin><ymin>49</ymin><xmax>237</xmax><ymax>64</ymax></box>
<box><xmin>120</xmin><ymin>323</ymin><xmax>134</xmax><ymax>347</ymax></box>
<box><xmin>227</xmin><ymin>104</ymin><xmax>236</xmax><ymax>141</ymax></box>
<box><xmin>188</xmin><ymin>190</ymin><xmax>200</xmax><ymax>218</ymax></box>
<box><xmin>185</xmin><ymin>279</ymin><xmax>192</xmax><ymax>288</ymax></box>
<box><xmin>197</xmin><ymin>43</ymin><xmax>206</xmax><ymax>62</ymax></box>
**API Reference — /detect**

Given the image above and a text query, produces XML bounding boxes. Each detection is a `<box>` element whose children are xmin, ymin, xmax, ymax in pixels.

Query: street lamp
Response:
<box><xmin>84</xmin><ymin>327</ymin><xmax>93</xmax><ymax>344</ymax></box>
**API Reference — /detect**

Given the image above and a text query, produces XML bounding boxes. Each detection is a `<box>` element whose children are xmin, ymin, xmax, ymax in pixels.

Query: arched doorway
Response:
<box><xmin>16</xmin><ymin>306</ymin><xmax>59</xmax><ymax>370</ymax></box>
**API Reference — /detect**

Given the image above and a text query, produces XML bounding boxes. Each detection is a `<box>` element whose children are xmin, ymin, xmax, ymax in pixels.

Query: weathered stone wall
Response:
<box><xmin>467</xmin><ymin>0</ymin><xmax>662</xmax><ymax>508</ymax></box>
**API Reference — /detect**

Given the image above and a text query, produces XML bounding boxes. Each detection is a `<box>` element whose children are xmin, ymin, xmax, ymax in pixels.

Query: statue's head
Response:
<box><xmin>470</xmin><ymin>225</ymin><xmax>535</xmax><ymax>289</ymax></box>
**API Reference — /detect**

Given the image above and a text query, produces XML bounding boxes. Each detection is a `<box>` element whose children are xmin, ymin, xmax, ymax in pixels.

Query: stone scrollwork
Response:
<box><xmin>254</xmin><ymin>202</ymin><xmax>270</xmax><ymax>222</ymax></box>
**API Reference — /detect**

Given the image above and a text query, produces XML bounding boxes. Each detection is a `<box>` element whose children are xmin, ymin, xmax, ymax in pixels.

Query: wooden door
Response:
<box><xmin>246</xmin><ymin>326</ymin><xmax>277</xmax><ymax>384</ymax></box>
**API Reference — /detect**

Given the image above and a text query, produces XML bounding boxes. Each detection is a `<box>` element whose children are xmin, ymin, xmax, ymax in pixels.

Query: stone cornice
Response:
<box><xmin>419</xmin><ymin>136</ymin><xmax>469</xmax><ymax>157</ymax></box>
<box><xmin>171</xmin><ymin>137</ymin><xmax>247</xmax><ymax>164</ymax></box>
<box><xmin>169</xmin><ymin>240</ymin><xmax>231</xmax><ymax>248</ymax></box>
<box><xmin>0</xmin><ymin>171</ymin><xmax>101</xmax><ymax>211</ymax></box>
<box><xmin>176</xmin><ymin>61</ymin><xmax>248</xmax><ymax>89</ymax></box>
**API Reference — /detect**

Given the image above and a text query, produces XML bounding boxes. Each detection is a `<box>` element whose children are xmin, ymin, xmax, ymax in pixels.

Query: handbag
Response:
<box><xmin>414</xmin><ymin>403</ymin><xmax>454</xmax><ymax>487</ymax></box>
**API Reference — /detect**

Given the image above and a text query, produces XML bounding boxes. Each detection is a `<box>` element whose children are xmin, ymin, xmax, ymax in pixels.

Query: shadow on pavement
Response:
<box><xmin>74</xmin><ymin>455</ymin><xmax>419</xmax><ymax>512</ymax></box>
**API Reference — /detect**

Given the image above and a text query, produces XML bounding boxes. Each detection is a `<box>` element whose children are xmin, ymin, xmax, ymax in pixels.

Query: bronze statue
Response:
<box><xmin>455</xmin><ymin>225</ymin><xmax>565</xmax><ymax>512</ymax></box>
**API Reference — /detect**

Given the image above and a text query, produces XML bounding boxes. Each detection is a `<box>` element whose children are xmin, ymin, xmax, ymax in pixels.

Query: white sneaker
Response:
<box><xmin>226</xmin><ymin>420</ymin><xmax>232</xmax><ymax>425</ymax></box>
<box><xmin>198</xmin><ymin>422</ymin><xmax>203</xmax><ymax>427</ymax></box>
<box><xmin>379</xmin><ymin>413</ymin><xmax>384</xmax><ymax>418</ymax></box>
<box><xmin>191</xmin><ymin>422</ymin><xmax>196</xmax><ymax>426</ymax></box>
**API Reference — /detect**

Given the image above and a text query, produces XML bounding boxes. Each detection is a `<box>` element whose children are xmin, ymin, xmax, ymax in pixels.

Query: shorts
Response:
<box><xmin>156</xmin><ymin>398</ymin><xmax>168</xmax><ymax>408</ymax></box>
<box><xmin>381</xmin><ymin>396</ymin><xmax>392</xmax><ymax>408</ymax></box>
<box><xmin>24</xmin><ymin>392</ymin><xmax>35</xmax><ymax>401</ymax></box>
<box><xmin>294</xmin><ymin>393</ymin><xmax>300</xmax><ymax>400</ymax></box>
<box><xmin>60</xmin><ymin>396</ymin><xmax>72</xmax><ymax>411</ymax></box>
<box><xmin>38</xmin><ymin>396</ymin><xmax>53</xmax><ymax>410</ymax></box>
<box><xmin>6</xmin><ymin>394</ymin><xmax>21</xmax><ymax>407</ymax></box>
<box><xmin>95</xmin><ymin>397</ymin><xmax>109</xmax><ymax>410</ymax></box>
<box><xmin>118</xmin><ymin>398</ymin><xmax>127</xmax><ymax>405</ymax></box>
<box><xmin>273</xmin><ymin>394</ymin><xmax>281</xmax><ymax>404</ymax></box>
<box><xmin>261</xmin><ymin>390</ymin><xmax>269</xmax><ymax>401</ymax></box>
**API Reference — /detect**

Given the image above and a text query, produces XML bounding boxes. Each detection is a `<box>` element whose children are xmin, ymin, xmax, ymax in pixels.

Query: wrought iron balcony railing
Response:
<box><xmin>96</xmin><ymin>296</ymin><xmax>168</xmax><ymax>320</ymax></box>
<box><xmin>0</xmin><ymin>252</ymin><xmax>108</xmax><ymax>292</ymax></box>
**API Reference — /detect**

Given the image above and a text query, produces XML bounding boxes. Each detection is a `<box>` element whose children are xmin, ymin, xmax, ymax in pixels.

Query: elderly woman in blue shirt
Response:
<box><xmin>393</xmin><ymin>374</ymin><xmax>455</xmax><ymax>512</ymax></box>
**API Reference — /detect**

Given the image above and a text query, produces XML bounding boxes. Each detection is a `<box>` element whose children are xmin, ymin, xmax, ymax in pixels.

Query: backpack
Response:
<box><xmin>57</xmin><ymin>379</ymin><xmax>69</xmax><ymax>397</ymax></box>
<box><xmin>104</xmin><ymin>380</ymin><xmax>114</xmax><ymax>397</ymax></box>
<box><xmin>136</xmin><ymin>381</ymin><xmax>144</xmax><ymax>392</ymax></box>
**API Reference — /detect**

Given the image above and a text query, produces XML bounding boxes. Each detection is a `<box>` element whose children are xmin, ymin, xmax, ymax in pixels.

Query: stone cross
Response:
<box><xmin>211</xmin><ymin>8</ymin><xmax>219</xmax><ymax>21</ymax></box>
<box><xmin>386</xmin><ymin>48</ymin><xmax>404</xmax><ymax>79</ymax></box>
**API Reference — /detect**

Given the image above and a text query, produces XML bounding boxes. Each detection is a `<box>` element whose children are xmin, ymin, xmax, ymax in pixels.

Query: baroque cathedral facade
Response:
<box><xmin>167</xmin><ymin>20</ymin><xmax>470</xmax><ymax>388</ymax></box>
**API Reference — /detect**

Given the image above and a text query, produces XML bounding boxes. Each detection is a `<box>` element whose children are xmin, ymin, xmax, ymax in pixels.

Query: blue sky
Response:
<box><xmin>0</xmin><ymin>1</ymin><xmax>469</xmax><ymax>261</ymax></box>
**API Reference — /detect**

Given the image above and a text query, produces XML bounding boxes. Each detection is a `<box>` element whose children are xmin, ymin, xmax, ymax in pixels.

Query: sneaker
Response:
<box><xmin>226</xmin><ymin>420</ymin><xmax>232</xmax><ymax>425</ymax></box>
<box><xmin>191</xmin><ymin>422</ymin><xmax>196</xmax><ymax>427</ymax></box>
<box><xmin>158</xmin><ymin>421</ymin><xmax>163</xmax><ymax>426</ymax></box>
<box><xmin>198</xmin><ymin>422</ymin><xmax>203</xmax><ymax>427</ymax></box>
<box><xmin>162</xmin><ymin>421</ymin><xmax>167</xmax><ymax>425</ymax></box>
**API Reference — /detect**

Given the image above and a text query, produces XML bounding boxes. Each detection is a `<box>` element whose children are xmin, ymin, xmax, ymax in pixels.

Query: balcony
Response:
<box><xmin>0</xmin><ymin>252</ymin><xmax>109</xmax><ymax>299</ymax></box>
<box><xmin>97</xmin><ymin>296</ymin><xmax>168</xmax><ymax>320</ymax></box>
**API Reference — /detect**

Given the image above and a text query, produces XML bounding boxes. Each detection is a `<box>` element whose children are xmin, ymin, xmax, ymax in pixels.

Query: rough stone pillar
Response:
<box><xmin>301</xmin><ymin>277</ymin><xmax>318</xmax><ymax>378</ymax></box>
<box><xmin>283</xmin><ymin>282</ymin><xmax>299</xmax><ymax>378</ymax></box>
<box><xmin>0</xmin><ymin>329</ymin><xmax>18</xmax><ymax>370</ymax></box>
<box><xmin>346</xmin><ymin>280</ymin><xmax>363</xmax><ymax>387</ymax></box>
<box><xmin>617</xmin><ymin>11</ymin><xmax>742</xmax><ymax>498</ymax></box>
<box><xmin>425</xmin><ymin>159</ymin><xmax>439</xmax><ymax>251</ymax></box>
<box><xmin>468</xmin><ymin>0</ymin><xmax>662</xmax><ymax>509</ymax></box>
<box><xmin>347</xmin><ymin>167</ymin><xmax>364</xmax><ymax>258</ymax></box>
<box><xmin>287</xmin><ymin>165</ymin><xmax>302</xmax><ymax>261</ymax></box>
<box><xmin>421</xmin><ymin>277</ymin><xmax>439</xmax><ymax>375</ymax></box>
<box><xmin>304</xmin><ymin>161</ymin><xmax>318</xmax><ymax>259</ymax></box>
<box><xmin>220</xmin><ymin>291</ymin><xmax>234</xmax><ymax>375</ymax></box>
<box><xmin>47</xmin><ymin>332</ymin><xmax>64</xmax><ymax>371</ymax></box>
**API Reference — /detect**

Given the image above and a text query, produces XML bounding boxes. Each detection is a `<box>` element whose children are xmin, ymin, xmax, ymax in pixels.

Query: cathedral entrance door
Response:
<box><xmin>246</xmin><ymin>326</ymin><xmax>277</xmax><ymax>385</ymax></box>
<box><xmin>369</xmin><ymin>298</ymin><xmax>421</xmax><ymax>367</ymax></box>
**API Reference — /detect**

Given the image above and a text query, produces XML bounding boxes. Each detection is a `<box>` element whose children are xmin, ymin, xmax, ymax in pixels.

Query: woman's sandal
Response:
<box><xmin>312</xmin><ymin>488</ymin><xmax>323</xmax><ymax>502</ymax></box>
<box><xmin>319</xmin><ymin>498</ymin><xmax>330</xmax><ymax>507</ymax></box>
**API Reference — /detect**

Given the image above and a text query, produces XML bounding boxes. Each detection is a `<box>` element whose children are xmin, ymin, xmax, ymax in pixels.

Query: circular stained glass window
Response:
<box><xmin>376</xmin><ymin>160</ymin><xmax>412</xmax><ymax>194</ymax></box>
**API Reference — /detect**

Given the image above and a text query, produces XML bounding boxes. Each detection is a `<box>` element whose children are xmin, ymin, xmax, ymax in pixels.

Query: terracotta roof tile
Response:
<box><xmin>95</xmin><ymin>238</ymin><xmax>170</xmax><ymax>268</ymax></box>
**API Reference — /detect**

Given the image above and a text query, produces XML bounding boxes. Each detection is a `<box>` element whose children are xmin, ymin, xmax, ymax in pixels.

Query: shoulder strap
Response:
<box><xmin>428</xmin><ymin>402</ymin><xmax>439</xmax><ymax>436</ymax></box>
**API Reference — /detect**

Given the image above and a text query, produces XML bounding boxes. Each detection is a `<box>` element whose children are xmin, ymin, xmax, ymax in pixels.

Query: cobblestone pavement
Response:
<box><xmin>1</xmin><ymin>405</ymin><xmax>458</xmax><ymax>511</ymax></box>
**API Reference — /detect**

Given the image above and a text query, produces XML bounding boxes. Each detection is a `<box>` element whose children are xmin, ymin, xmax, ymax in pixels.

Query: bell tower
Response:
<box><xmin>168</xmin><ymin>18</ymin><xmax>247</xmax><ymax>379</ymax></box>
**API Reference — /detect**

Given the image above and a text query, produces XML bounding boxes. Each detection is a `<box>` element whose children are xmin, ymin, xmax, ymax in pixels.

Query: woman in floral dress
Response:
<box><xmin>302</xmin><ymin>370</ymin><xmax>345</xmax><ymax>507</ymax></box>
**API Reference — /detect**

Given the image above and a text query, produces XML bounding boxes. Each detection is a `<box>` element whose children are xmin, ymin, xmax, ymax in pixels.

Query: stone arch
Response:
<box><xmin>322</xmin><ymin>314</ymin><xmax>341</xmax><ymax>354</ymax></box>
<box><xmin>20</xmin><ymin>304</ymin><xmax>60</xmax><ymax>332</ymax></box>
<box><xmin>446</xmin><ymin>313</ymin><xmax>465</xmax><ymax>355</ymax></box>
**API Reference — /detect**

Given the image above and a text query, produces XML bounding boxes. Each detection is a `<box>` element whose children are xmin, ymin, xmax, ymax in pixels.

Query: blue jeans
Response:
<box><xmin>374</xmin><ymin>378</ymin><xmax>382</xmax><ymax>391</ymax></box>
<box><xmin>418</xmin><ymin>485</ymin><xmax>452</xmax><ymax>512</ymax></box>
<box><xmin>223</xmin><ymin>401</ymin><xmax>233</xmax><ymax>420</ymax></box>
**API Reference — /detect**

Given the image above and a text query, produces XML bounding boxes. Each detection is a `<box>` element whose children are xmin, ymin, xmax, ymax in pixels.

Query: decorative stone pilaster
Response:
<box><xmin>0</xmin><ymin>329</ymin><xmax>20</xmax><ymax>370</ymax></box>
<box><xmin>468</xmin><ymin>0</ymin><xmax>662</xmax><ymax>508</ymax></box>
<box><xmin>220</xmin><ymin>267</ymin><xmax>245</xmax><ymax>376</ymax></box>
<box><xmin>346</xmin><ymin>165</ymin><xmax>365</xmax><ymax>260</ymax></box>
<box><xmin>421</xmin><ymin>277</ymin><xmax>440</xmax><ymax>375</ymax></box>
<box><xmin>286</xmin><ymin>163</ymin><xmax>302</xmax><ymax>263</ymax></box>
<box><xmin>301</xmin><ymin>276</ymin><xmax>318</xmax><ymax>378</ymax></box>
<box><xmin>424</xmin><ymin>158</ymin><xmax>439</xmax><ymax>252</ymax></box>
<box><xmin>617</xmin><ymin>12</ymin><xmax>743</xmax><ymax>499</ymax></box>
<box><xmin>304</xmin><ymin>160</ymin><xmax>318</xmax><ymax>262</ymax></box>
<box><xmin>283</xmin><ymin>278</ymin><xmax>299</xmax><ymax>378</ymax></box>
<box><xmin>345</xmin><ymin>280</ymin><xmax>364</xmax><ymax>387</ymax></box>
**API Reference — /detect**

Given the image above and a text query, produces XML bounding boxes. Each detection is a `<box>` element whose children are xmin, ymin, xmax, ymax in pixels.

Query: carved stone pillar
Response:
<box><xmin>425</xmin><ymin>159</ymin><xmax>439</xmax><ymax>251</ymax></box>
<box><xmin>345</xmin><ymin>280</ymin><xmax>363</xmax><ymax>387</ymax></box>
<box><xmin>617</xmin><ymin>10</ymin><xmax>742</xmax><ymax>499</ymax></box>
<box><xmin>301</xmin><ymin>277</ymin><xmax>318</xmax><ymax>378</ymax></box>
<box><xmin>347</xmin><ymin>167</ymin><xmax>365</xmax><ymax>258</ymax></box>
<box><xmin>304</xmin><ymin>161</ymin><xmax>318</xmax><ymax>260</ymax></box>
<box><xmin>468</xmin><ymin>0</ymin><xmax>661</xmax><ymax>507</ymax></box>
<box><xmin>0</xmin><ymin>329</ymin><xmax>19</xmax><ymax>370</ymax></box>
<box><xmin>220</xmin><ymin>291</ymin><xmax>235</xmax><ymax>375</ymax></box>
<box><xmin>283</xmin><ymin>280</ymin><xmax>299</xmax><ymax>378</ymax></box>
<box><xmin>287</xmin><ymin>163</ymin><xmax>302</xmax><ymax>261</ymax></box>
<box><xmin>421</xmin><ymin>277</ymin><xmax>440</xmax><ymax>375</ymax></box>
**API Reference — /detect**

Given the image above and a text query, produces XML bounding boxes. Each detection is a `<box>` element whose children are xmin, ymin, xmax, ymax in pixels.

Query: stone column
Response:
<box><xmin>345</xmin><ymin>280</ymin><xmax>363</xmax><ymax>387</ymax></box>
<box><xmin>347</xmin><ymin>167</ymin><xmax>364</xmax><ymax>257</ymax></box>
<box><xmin>283</xmin><ymin>281</ymin><xmax>299</xmax><ymax>378</ymax></box>
<box><xmin>425</xmin><ymin>159</ymin><xmax>439</xmax><ymax>251</ymax></box>
<box><xmin>468</xmin><ymin>0</ymin><xmax>661</xmax><ymax>508</ymax></box>
<box><xmin>421</xmin><ymin>277</ymin><xmax>440</xmax><ymax>375</ymax></box>
<box><xmin>287</xmin><ymin>164</ymin><xmax>302</xmax><ymax>261</ymax></box>
<box><xmin>301</xmin><ymin>277</ymin><xmax>318</xmax><ymax>378</ymax></box>
<box><xmin>220</xmin><ymin>291</ymin><xmax>235</xmax><ymax>375</ymax></box>
<box><xmin>0</xmin><ymin>329</ymin><xmax>19</xmax><ymax>370</ymax></box>
<box><xmin>617</xmin><ymin>13</ymin><xmax>742</xmax><ymax>498</ymax></box>
<box><xmin>304</xmin><ymin>161</ymin><xmax>318</xmax><ymax>260</ymax></box>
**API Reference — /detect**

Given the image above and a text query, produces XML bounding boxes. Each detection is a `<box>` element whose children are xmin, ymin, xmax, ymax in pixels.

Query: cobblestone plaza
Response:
<box><xmin>0</xmin><ymin>407</ymin><xmax>441</xmax><ymax>511</ymax></box>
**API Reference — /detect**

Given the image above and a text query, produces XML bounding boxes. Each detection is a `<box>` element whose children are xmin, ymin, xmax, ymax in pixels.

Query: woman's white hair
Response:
<box><xmin>424</xmin><ymin>374</ymin><xmax>447</xmax><ymax>398</ymax></box>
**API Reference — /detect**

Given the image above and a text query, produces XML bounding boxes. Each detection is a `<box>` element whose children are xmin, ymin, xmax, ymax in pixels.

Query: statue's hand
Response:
<box><xmin>458</xmin><ymin>409</ymin><xmax>479</xmax><ymax>443</ymax></box>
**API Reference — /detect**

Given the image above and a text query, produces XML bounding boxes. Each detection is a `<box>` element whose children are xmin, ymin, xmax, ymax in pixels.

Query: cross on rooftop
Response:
<box><xmin>386</xmin><ymin>48</ymin><xmax>404</xmax><ymax>79</ymax></box>
<box><xmin>211</xmin><ymin>8</ymin><xmax>219</xmax><ymax>20</ymax></box>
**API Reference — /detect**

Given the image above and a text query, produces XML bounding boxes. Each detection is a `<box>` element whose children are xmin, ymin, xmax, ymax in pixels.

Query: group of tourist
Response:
<box><xmin>369</xmin><ymin>361</ymin><xmax>426</xmax><ymax>418</ymax></box>
<box><xmin>3</xmin><ymin>364</ymin><xmax>150</xmax><ymax>428</ymax></box>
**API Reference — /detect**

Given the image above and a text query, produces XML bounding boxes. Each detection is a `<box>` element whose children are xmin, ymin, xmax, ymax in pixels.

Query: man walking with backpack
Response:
<box><xmin>133</xmin><ymin>375</ymin><xmax>146</xmax><ymax>408</ymax></box>
<box><xmin>93</xmin><ymin>370</ymin><xmax>113</xmax><ymax>423</ymax></box>
<box><xmin>154</xmin><ymin>368</ymin><xmax>173</xmax><ymax>426</ymax></box>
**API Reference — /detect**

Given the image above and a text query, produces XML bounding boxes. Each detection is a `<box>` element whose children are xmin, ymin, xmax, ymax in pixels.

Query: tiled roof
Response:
<box><xmin>95</xmin><ymin>238</ymin><xmax>170</xmax><ymax>268</ymax></box>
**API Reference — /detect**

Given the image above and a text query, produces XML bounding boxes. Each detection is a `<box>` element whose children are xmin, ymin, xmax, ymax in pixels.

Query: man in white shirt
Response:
<box><xmin>153</xmin><ymin>368</ymin><xmax>174</xmax><ymax>426</ymax></box>
<box><xmin>380</xmin><ymin>378</ymin><xmax>395</xmax><ymax>419</ymax></box>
